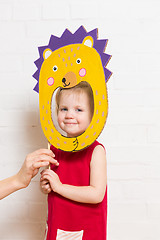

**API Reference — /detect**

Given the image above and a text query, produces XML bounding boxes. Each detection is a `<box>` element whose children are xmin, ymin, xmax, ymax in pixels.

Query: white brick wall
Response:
<box><xmin>0</xmin><ymin>0</ymin><xmax>160</xmax><ymax>239</ymax></box>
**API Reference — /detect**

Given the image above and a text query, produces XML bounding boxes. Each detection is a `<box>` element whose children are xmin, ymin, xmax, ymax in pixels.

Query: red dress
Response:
<box><xmin>46</xmin><ymin>141</ymin><xmax>107</xmax><ymax>240</ymax></box>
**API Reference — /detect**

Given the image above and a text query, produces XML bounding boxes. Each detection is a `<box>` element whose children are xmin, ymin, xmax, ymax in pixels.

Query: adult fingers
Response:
<box><xmin>32</xmin><ymin>149</ymin><xmax>55</xmax><ymax>157</ymax></box>
<box><xmin>33</xmin><ymin>161</ymin><xmax>49</xmax><ymax>170</ymax></box>
<box><xmin>33</xmin><ymin>154</ymin><xmax>59</xmax><ymax>166</ymax></box>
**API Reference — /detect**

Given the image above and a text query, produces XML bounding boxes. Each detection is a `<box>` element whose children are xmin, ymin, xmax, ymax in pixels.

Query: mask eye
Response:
<box><xmin>76</xmin><ymin>58</ymin><xmax>81</xmax><ymax>64</ymax></box>
<box><xmin>53</xmin><ymin>65</ymin><xmax>58</xmax><ymax>72</ymax></box>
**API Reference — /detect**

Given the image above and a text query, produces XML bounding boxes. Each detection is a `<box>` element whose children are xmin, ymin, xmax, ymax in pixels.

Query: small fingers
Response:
<box><xmin>40</xmin><ymin>179</ymin><xmax>49</xmax><ymax>185</ymax></box>
<box><xmin>40</xmin><ymin>169</ymin><xmax>57</xmax><ymax>179</ymax></box>
<box><xmin>40</xmin><ymin>174</ymin><xmax>51</xmax><ymax>182</ymax></box>
<box><xmin>40</xmin><ymin>183</ymin><xmax>51</xmax><ymax>194</ymax></box>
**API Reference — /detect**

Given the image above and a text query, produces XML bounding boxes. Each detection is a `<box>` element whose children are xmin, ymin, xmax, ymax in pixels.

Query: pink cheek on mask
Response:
<box><xmin>47</xmin><ymin>77</ymin><xmax>54</xmax><ymax>86</ymax></box>
<box><xmin>79</xmin><ymin>68</ymin><xmax>86</xmax><ymax>77</ymax></box>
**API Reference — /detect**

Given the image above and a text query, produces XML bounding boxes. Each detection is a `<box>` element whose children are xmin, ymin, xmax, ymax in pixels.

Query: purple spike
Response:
<box><xmin>94</xmin><ymin>39</ymin><xmax>108</xmax><ymax>53</ymax></box>
<box><xmin>101</xmin><ymin>53</ymin><xmax>111</xmax><ymax>67</ymax></box>
<box><xmin>60</xmin><ymin>29</ymin><xmax>75</xmax><ymax>46</ymax></box>
<box><xmin>34</xmin><ymin>59</ymin><xmax>40</xmax><ymax>68</ymax></box>
<box><xmin>74</xmin><ymin>25</ymin><xmax>87</xmax><ymax>36</ymax></box>
<box><xmin>34</xmin><ymin>58</ymin><xmax>43</xmax><ymax>69</ymax></box>
<box><xmin>73</xmin><ymin>26</ymin><xmax>87</xmax><ymax>43</ymax></box>
<box><xmin>48</xmin><ymin>35</ymin><xmax>65</xmax><ymax>51</ymax></box>
<box><xmin>61</xmin><ymin>28</ymin><xmax>73</xmax><ymax>38</ymax></box>
<box><xmin>49</xmin><ymin>35</ymin><xmax>61</xmax><ymax>51</ymax></box>
<box><xmin>87</xmin><ymin>28</ymin><xmax>98</xmax><ymax>40</ymax></box>
<box><xmin>32</xmin><ymin>70</ymin><xmax>40</xmax><ymax>81</ymax></box>
<box><xmin>49</xmin><ymin>35</ymin><xmax>60</xmax><ymax>44</ymax></box>
<box><xmin>38</xmin><ymin>46</ymin><xmax>48</xmax><ymax>57</ymax></box>
<box><xmin>104</xmin><ymin>68</ymin><xmax>112</xmax><ymax>82</ymax></box>
<box><xmin>33</xmin><ymin>83</ymin><xmax>39</xmax><ymax>93</ymax></box>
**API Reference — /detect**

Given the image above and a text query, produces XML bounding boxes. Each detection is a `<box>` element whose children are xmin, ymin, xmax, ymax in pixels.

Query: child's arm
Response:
<box><xmin>0</xmin><ymin>149</ymin><xmax>58</xmax><ymax>200</ymax></box>
<box><xmin>40</xmin><ymin>145</ymin><xmax>107</xmax><ymax>204</ymax></box>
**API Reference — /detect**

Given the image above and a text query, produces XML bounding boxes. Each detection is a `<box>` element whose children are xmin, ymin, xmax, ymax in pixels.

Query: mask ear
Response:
<box><xmin>43</xmin><ymin>48</ymin><xmax>52</xmax><ymax>60</ymax></box>
<box><xmin>82</xmin><ymin>36</ymin><xmax>94</xmax><ymax>48</ymax></box>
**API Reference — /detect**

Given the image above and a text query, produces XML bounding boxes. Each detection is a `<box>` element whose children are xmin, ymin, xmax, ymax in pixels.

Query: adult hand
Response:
<box><xmin>0</xmin><ymin>149</ymin><xmax>59</xmax><ymax>200</ymax></box>
<box><xmin>17</xmin><ymin>149</ymin><xmax>59</xmax><ymax>189</ymax></box>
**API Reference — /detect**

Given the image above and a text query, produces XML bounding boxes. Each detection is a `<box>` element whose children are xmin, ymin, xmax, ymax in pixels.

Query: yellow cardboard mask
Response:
<box><xmin>33</xmin><ymin>26</ymin><xmax>112</xmax><ymax>152</ymax></box>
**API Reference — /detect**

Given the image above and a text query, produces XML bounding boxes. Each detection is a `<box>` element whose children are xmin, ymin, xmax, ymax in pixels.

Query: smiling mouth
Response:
<box><xmin>63</xmin><ymin>82</ymin><xmax>70</xmax><ymax>87</ymax></box>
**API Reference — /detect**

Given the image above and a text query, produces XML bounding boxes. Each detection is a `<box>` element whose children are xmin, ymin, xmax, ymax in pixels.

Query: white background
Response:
<box><xmin>0</xmin><ymin>0</ymin><xmax>160</xmax><ymax>239</ymax></box>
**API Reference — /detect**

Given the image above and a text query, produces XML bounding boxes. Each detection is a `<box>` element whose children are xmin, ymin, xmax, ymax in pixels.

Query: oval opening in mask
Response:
<box><xmin>51</xmin><ymin>81</ymin><xmax>94</xmax><ymax>138</ymax></box>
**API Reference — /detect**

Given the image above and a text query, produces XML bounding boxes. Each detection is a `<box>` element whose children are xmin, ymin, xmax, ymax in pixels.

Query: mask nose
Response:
<box><xmin>62</xmin><ymin>72</ymin><xmax>77</xmax><ymax>87</ymax></box>
<box><xmin>62</xmin><ymin>78</ymin><xmax>66</xmax><ymax>84</ymax></box>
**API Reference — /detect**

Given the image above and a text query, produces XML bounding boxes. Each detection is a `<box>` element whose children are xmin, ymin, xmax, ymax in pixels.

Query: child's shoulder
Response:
<box><xmin>92</xmin><ymin>140</ymin><xmax>105</xmax><ymax>151</ymax></box>
<box><xmin>91</xmin><ymin>141</ymin><xmax>106</xmax><ymax>167</ymax></box>
<box><xmin>92</xmin><ymin>140</ymin><xmax>106</xmax><ymax>156</ymax></box>
<box><xmin>88</xmin><ymin>140</ymin><xmax>106</xmax><ymax>159</ymax></box>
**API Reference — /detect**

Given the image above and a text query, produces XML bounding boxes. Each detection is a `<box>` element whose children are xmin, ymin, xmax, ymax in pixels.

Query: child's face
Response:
<box><xmin>57</xmin><ymin>90</ymin><xmax>92</xmax><ymax>138</ymax></box>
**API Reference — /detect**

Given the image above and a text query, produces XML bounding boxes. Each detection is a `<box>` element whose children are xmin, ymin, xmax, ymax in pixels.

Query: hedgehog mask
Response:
<box><xmin>33</xmin><ymin>26</ymin><xmax>112</xmax><ymax>152</ymax></box>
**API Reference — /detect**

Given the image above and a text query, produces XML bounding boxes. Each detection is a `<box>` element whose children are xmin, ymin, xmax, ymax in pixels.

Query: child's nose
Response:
<box><xmin>65</xmin><ymin>110</ymin><xmax>74</xmax><ymax>118</ymax></box>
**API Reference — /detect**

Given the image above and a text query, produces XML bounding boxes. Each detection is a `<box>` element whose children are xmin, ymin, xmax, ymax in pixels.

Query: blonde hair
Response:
<box><xmin>56</xmin><ymin>81</ymin><xmax>94</xmax><ymax>118</ymax></box>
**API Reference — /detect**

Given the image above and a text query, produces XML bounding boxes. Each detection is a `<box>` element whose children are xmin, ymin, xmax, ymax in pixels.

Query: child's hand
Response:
<box><xmin>40</xmin><ymin>178</ymin><xmax>52</xmax><ymax>194</ymax></box>
<box><xmin>40</xmin><ymin>169</ymin><xmax>62</xmax><ymax>193</ymax></box>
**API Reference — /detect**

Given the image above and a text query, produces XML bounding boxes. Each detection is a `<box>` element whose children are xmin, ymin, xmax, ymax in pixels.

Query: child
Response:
<box><xmin>0</xmin><ymin>148</ymin><xmax>58</xmax><ymax>200</ymax></box>
<box><xmin>40</xmin><ymin>82</ymin><xmax>107</xmax><ymax>240</ymax></box>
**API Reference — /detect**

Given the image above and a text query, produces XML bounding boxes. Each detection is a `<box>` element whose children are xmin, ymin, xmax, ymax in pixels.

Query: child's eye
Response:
<box><xmin>76</xmin><ymin>108</ymin><xmax>82</xmax><ymax>112</ymax></box>
<box><xmin>60</xmin><ymin>108</ymin><xmax>67</xmax><ymax>111</ymax></box>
